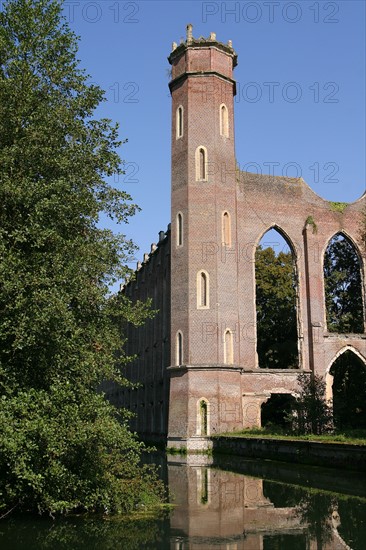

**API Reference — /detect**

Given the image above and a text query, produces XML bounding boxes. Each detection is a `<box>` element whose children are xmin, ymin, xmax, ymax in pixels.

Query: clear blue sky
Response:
<box><xmin>62</xmin><ymin>0</ymin><xmax>365</xmax><ymax>283</ymax></box>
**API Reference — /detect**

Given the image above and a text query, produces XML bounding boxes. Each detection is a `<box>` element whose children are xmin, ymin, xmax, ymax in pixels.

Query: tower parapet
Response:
<box><xmin>168</xmin><ymin>24</ymin><xmax>237</xmax><ymax>92</ymax></box>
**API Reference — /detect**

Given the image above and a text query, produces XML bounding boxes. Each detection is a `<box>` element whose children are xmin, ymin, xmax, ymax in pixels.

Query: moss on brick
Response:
<box><xmin>329</xmin><ymin>201</ymin><xmax>348</xmax><ymax>213</ymax></box>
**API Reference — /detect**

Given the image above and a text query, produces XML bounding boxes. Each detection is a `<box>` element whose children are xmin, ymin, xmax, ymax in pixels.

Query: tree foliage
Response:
<box><xmin>0</xmin><ymin>0</ymin><xmax>162</xmax><ymax>515</ymax></box>
<box><xmin>324</xmin><ymin>234</ymin><xmax>364</xmax><ymax>333</ymax></box>
<box><xmin>255</xmin><ymin>245</ymin><xmax>298</xmax><ymax>369</ymax></box>
<box><xmin>290</xmin><ymin>374</ymin><xmax>333</xmax><ymax>435</ymax></box>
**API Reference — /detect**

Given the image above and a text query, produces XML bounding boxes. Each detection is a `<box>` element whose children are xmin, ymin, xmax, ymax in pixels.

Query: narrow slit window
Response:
<box><xmin>196</xmin><ymin>146</ymin><xmax>208</xmax><ymax>181</ymax></box>
<box><xmin>197</xmin><ymin>399</ymin><xmax>210</xmax><ymax>437</ymax></box>
<box><xmin>176</xmin><ymin>331</ymin><xmax>183</xmax><ymax>366</ymax></box>
<box><xmin>201</xmin><ymin>272</ymin><xmax>207</xmax><ymax>306</ymax></box>
<box><xmin>222</xmin><ymin>211</ymin><xmax>231</xmax><ymax>247</ymax></box>
<box><xmin>197</xmin><ymin>270</ymin><xmax>209</xmax><ymax>308</ymax></box>
<box><xmin>177</xmin><ymin>212</ymin><xmax>183</xmax><ymax>246</ymax></box>
<box><xmin>176</xmin><ymin>105</ymin><xmax>183</xmax><ymax>139</ymax></box>
<box><xmin>200</xmin><ymin>400</ymin><xmax>208</xmax><ymax>436</ymax></box>
<box><xmin>224</xmin><ymin>330</ymin><xmax>233</xmax><ymax>365</ymax></box>
<box><xmin>199</xmin><ymin>148</ymin><xmax>206</xmax><ymax>180</ymax></box>
<box><xmin>220</xmin><ymin>104</ymin><xmax>229</xmax><ymax>137</ymax></box>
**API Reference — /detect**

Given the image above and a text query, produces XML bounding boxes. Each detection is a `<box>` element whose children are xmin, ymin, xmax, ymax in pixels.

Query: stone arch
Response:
<box><xmin>254</xmin><ymin>224</ymin><xmax>300</xmax><ymax>260</ymax></box>
<box><xmin>325</xmin><ymin>345</ymin><xmax>366</xmax><ymax>401</ymax></box>
<box><xmin>322</xmin><ymin>231</ymin><xmax>365</xmax><ymax>334</ymax></box>
<box><xmin>254</xmin><ymin>225</ymin><xmax>301</xmax><ymax>369</ymax></box>
<box><xmin>322</xmin><ymin>229</ymin><xmax>363</xmax><ymax>263</ymax></box>
<box><xmin>326</xmin><ymin>347</ymin><xmax>366</xmax><ymax>429</ymax></box>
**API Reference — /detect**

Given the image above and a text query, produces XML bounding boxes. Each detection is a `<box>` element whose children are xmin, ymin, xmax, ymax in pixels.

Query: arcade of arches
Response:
<box><xmin>256</xmin><ymin>229</ymin><xmax>366</xmax><ymax>430</ymax></box>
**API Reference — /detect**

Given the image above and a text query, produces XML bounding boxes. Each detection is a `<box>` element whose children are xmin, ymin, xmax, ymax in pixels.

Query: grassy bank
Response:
<box><xmin>219</xmin><ymin>428</ymin><xmax>366</xmax><ymax>446</ymax></box>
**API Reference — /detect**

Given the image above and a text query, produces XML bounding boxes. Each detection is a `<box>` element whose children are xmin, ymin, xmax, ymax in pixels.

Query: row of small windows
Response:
<box><xmin>175</xmin><ymin>329</ymin><xmax>233</xmax><ymax>366</ymax></box>
<box><xmin>176</xmin><ymin>211</ymin><xmax>231</xmax><ymax>247</ymax></box>
<box><xmin>176</xmin><ymin>103</ymin><xmax>229</xmax><ymax>140</ymax></box>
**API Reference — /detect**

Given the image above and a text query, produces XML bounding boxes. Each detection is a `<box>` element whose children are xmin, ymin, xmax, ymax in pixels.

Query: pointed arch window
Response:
<box><xmin>197</xmin><ymin>398</ymin><xmax>210</xmax><ymax>436</ymax></box>
<box><xmin>328</xmin><ymin>349</ymin><xmax>366</xmax><ymax>430</ymax></box>
<box><xmin>176</xmin><ymin>105</ymin><xmax>183</xmax><ymax>139</ymax></box>
<box><xmin>255</xmin><ymin>227</ymin><xmax>299</xmax><ymax>369</ymax></box>
<box><xmin>176</xmin><ymin>212</ymin><xmax>183</xmax><ymax>247</ymax></box>
<box><xmin>195</xmin><ymin>146</ymin><xmax>208</xmax><ymax>181</ymax></box>
<box><xmin>200</xmin><ymin>400</ymin><xmax>208</xmax><ymax>435</ymax></box>
<box><xmin>224</xmin><ymin>329</ymin><xmax>233</xmax><ymax>365</ymax></box>
<box><xmin>197</xmin><ymin>270</ymin><xmax>210</xmax><ymax>309</ymax></box>
<box><xmin>222</xmin><ymin>211</ymin><xmax>231</xmax><ymax>247</ymax></box>
<box><xmin>176</xmin><ymin>331</ymin><xmax>183</xmax><ymax>366</ymax></box>
<box><xmin>324</xmin><ymin>233</ymin><xmax>364</xmax><ymax>334</ymax></box>
<box><xmin>220</xmin><ymin>104</ymin><xmax>229</xmax><ymax>137</ymax></box>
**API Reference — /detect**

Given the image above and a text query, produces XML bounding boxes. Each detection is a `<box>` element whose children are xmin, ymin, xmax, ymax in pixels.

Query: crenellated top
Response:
<box><xmin>120</xmin><ymin>225</ymin><xmax>171</xmax><ymax>293</ymax></box>
<box><xmin>168</xmin><ymin>24</ymin><xmax>237</xmax><ymax>92</ymax></box>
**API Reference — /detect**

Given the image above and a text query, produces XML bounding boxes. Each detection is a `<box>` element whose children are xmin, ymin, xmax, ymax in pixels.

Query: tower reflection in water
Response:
<box><xmin>168</xmin><ymin>456</ymin><xmax>361</xmax><ymax>550</ymax></box>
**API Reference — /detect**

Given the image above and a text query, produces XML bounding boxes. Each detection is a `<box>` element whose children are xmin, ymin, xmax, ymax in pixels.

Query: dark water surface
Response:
<box><xmin>1</xmin><ymin>452</ymin><xmax>365</xmax><ymax>549</ymax></box>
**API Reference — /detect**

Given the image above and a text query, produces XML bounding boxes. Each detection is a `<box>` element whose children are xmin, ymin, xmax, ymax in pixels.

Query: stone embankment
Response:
<box><xmin>211</xmin><ymin>436</ymin><xmax>366</xmax><ymax>471</ymax></box>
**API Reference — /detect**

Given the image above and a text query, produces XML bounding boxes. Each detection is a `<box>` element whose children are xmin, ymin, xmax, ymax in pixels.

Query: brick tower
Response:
<box><xmin>167</xmin><ymin>25</ymin><xmax>244</xmax><ymax>448</ymax></box>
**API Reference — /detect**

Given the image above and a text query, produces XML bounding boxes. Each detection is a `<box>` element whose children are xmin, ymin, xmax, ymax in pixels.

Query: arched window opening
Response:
<box><xmin>200</xmin><ymin>400</ymin><xmax>208</xmax><ymax>435</ymax></box>
<box><xmin>330</xmin><ymin>350</ymin><xmax>366</xmax><ymax>430</ymax></box>
<box><xmin>197</xmin><ymin>270</ymin><xmax>209</xmax><ymax>309</ymax></box>
<box><xmin>324</xmin><ymin>233</ymin><xmax>364</xmax><ymax>334</ymax></box>
<box><xmin>195</xmin><ymin>146</ymin><xmax>207</xmax><ymax>181</ymax></box>
<box><xmin>176</xmin><ymin>105</ymin><xmax>183</xmax><ymax>139</ymax></box>
<box><xmin>197</xmin><ymin>398</ymin><xmax>209</xmax><ymax>436</ymax></box>
<box><xmin>224</xmin><ymin>329</ymin><xmax>233</xmax><ymax>365</ymax></box>
<box><xmin>222</xmin><ymin>211</ymin><xmax>231</xmax><ymax>247</ymax></box>
<box><xmin>220</xmin><ymin>104</ymin><xmax>229</xmax><ymax>137</ymax></box>
<box><xmin>176</xmin><ymin>212</ymin><xmax>183</xmax><ymax>246</ymax></box>
<box><xmin>255</xmin><ymin>228</ymin><xmax>299</xmax><ymax>369</ymax></box>
<box><xmin>176</xmin><ymin>331</ymin><xmax>183</xmax><ymax>366</ymax></box>
<box><xmin>261</xmin><ymin>394</ymin><xmax>296</xmax><ymax>430</ymax></box>
<box><xmin>199</xmin><ymin>148</ymin><xmax>206</xmax><ymax>180</ymax></box>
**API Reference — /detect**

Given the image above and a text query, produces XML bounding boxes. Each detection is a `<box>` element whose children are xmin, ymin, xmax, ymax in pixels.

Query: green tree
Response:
<box><xmin>255</xmin><ymin>246</ymin><xmax>298</xmax><ymax>369</ymax></box>
<box><xmin>324</xmin><ymin>234</ymin><xmax>364</xmax><ymax>333</ymax></box>
<box><xmin>0</xmin><ymin>0</ymin><xmax>162</xmax><ymax>515</ymax></box>
<box><xmin>290</xmin><ymin>374</ymin><xmax>333</xmax><ymax>435</ymax></box>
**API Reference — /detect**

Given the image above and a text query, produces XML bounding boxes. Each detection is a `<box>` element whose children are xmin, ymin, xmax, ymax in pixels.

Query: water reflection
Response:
<box><xmin>169</xmin><ymin>458</ymin><xmax>305</xmax><ymax>549</ymax></box>
<box><xmin>168</xmin><ymin>455</ymin><xmax>366</xmax><ymax>550</ymax></box>
<box><xmin>0</xmin><ymin>454</ymin><xmax>365</xmax><ymax>549</ymax></box>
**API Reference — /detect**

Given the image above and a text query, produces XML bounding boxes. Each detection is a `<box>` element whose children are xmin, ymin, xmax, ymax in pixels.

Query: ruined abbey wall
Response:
<box><xmin>112</xmin><ymin>26</ymin><xmax>366</xmax><ymax>447</ymax></box>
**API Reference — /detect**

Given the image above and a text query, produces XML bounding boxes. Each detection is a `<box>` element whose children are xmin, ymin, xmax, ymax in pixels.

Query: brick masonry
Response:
<box><xmin>108</xmin><ymin>26</ymin><xmax>366</xmax><ymax>448</ymax></box>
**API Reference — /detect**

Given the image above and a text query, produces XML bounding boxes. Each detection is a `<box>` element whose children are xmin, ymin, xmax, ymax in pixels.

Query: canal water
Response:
<box><xmin>1</xmin><ymin>452</ymin><xmax>365</xmax><ymax>549</ymax></box>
